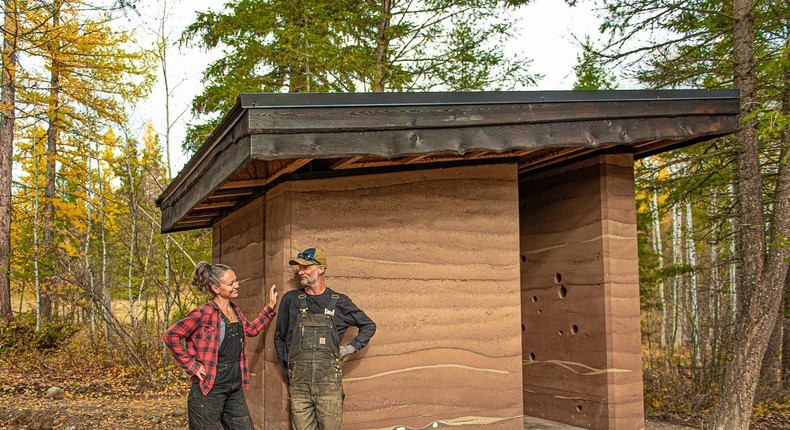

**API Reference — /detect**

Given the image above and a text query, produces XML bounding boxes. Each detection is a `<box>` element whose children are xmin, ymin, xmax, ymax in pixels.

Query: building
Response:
<box><xmin>157</xmin><ymin>90</ymin><xmax>740</xmax><ymax>429</ymax></box>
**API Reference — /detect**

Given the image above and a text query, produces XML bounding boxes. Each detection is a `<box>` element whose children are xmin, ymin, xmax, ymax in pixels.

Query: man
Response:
<box><xmin>274</xmin><ymin>247</ymin><xmax>376</xmax><ymax>430</ymax></box>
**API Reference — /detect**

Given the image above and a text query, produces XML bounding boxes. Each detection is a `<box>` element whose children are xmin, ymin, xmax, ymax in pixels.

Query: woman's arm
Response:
<box><xmin>243</xmin><ymin>284</ymin><xmax>278</xmax><ymax>337</ymax></box>
<box><xmin>163</xmin><ymin>308</ymin><xmax>203</xmax><ymax>376</ymax></box>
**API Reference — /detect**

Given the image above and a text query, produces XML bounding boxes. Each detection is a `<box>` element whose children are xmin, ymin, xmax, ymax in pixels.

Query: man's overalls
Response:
<box><xmin>287</xmin><ymin>294</ymin><xmax>344</xmax><ymax>430</ymax></box>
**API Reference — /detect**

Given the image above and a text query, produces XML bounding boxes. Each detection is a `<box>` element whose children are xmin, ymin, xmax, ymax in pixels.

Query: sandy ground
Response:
<box><xmin>0</xmin><ymin>389</ymin><xmax>705</xmax><ymax>430</ymax></box>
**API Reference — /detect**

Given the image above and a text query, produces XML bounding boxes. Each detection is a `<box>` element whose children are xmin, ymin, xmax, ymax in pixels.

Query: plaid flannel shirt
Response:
<box><xmin>164</xmin><ymin>300</ymin><xmax>276</xmax><ymax>395</ymax></box>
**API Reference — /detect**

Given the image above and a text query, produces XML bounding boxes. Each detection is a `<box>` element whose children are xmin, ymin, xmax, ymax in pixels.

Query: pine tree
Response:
<box><xmin>572</xmin><ymin>36</ymin><xmax>617</xmax><ymax>90</ymax></box>
<box><xmin>179</xmin><ymin>0</ymin><xmax>539</xmax><ymax>152</ymax></box>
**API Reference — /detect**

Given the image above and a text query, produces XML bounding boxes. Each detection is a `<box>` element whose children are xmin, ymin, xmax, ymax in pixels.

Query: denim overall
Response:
<box><xmin>187</xmin><ymin>316</ymin><xmax>254</xmax><ymax>430</ymax></box>
<box><xmin>288</xmin><ymin>294</ymin><xmax>343</xmax><ymax>430</ymax></box>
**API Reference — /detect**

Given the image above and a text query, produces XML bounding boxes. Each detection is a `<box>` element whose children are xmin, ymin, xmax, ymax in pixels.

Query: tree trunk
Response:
<box><xmin>42</xmin><ymin>3</ymin><xmax>63</xmax><ymax>322</ymax></box>
<box><xmin>158</xmin><ymin>0</ymin><xmax>173</xmax><ymax>180</ymax></box>
<box><xmin>782</xmin><ymin>268</ymin><xmax>790</xmax><ymax>393</ymax></box>
<box><xmin>670</xmin><ymin>204</ymin><xmax>682</xmax><ymax>366</ymax></box>
<box><xmin>729</xmin><ymin>181</ymin><xmax>739</xmax><ymax>319</ymax></box>
<box><xmin>758</xmin><ymin>292</ymin><xmax>784</xmax><ymax>401</ymax></box>
<box><xmin>126</xmin><ymin>154</ymin><xmax>136</xmax><ymax>328</ymax></box>
<box><xmin>710</xmin><ymin>227</ymin><xmax>720</xmax><ymax>364</ymax></box>
<box><xmin>711</xmin><ymin>0</ymin><xmax>790</xmax><ymax>427</ymax></box>
<box><xmin>163</xmin><ymin>236</ymin><xmax>171</xmax><ymax>329</ymax></box>
<box><xmin>686</xmin><ymin>202</ymin><xmax>701</xmax><ymax>367</ymax></box>
<box><xmin>779</xmin><ymin>19</ymin><xmax>790</xmax><ymax>400</ymax></box>
<box><xmin>650</xmin><ymin>189</ymin><xmax>667</xmax><ymax>349</ymax></box>
<box><xmin>0</xmin><ymin>0</ymin><xmax>19</xmax><ymax>322</ymax></box>
<box><xmin>373</xmin><ymin>0</ymin><xmax>392</xmax><ymax>92</ymax></box>
<box><xmin>33</xmin><ymin>128</ymin><xmax>41</xmax><ymax>330</ymax></box>
<box><xmin>136</xmin><ymin>223</ymin><xmax>155</xmax><ymax>326</ymax></box>
<box><xmin>84</xmin><ymin>150</ymin><xmax>96</xmax><ymax>332</ymax></box>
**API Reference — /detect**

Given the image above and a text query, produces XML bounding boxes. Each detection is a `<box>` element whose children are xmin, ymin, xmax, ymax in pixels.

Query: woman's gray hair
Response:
<box><xmin>191</xmin><ymin>261</ymin><xmax>231</xmax><ymax>294</ymax></box>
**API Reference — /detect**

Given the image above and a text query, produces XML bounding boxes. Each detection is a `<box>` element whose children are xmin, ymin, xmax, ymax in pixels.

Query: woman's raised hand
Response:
<box><xmin>267</xmin><ymin>284</ymin><xmax>278</xmax><ymax>308</ymax></box>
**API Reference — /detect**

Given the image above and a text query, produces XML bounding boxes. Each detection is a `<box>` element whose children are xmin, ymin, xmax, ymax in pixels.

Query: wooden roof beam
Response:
<box><xmin>330</xmin><ymin>156</ymin><xmax>365</xmax><ymax>169</ymax></box>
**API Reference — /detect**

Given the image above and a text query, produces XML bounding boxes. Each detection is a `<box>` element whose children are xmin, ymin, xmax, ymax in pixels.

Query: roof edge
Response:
<box><xmin>157</xmin><ymin>89</ymin><xmax>741</xmax><ymax>210</ymax></box>
<box><xmin>156</xmin><ymin>96</ymin><xmax>245</xmax><ymax>208</ymax></box>
<box><xmin>238</xmin><ymin>89</ymin><xmax>740</xmax><ymax>109</ymax></box>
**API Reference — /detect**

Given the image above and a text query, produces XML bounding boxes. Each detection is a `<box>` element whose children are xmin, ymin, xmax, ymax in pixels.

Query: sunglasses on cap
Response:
<box><xmin>297</xmin><ymin>251</ymin><xmax>320</xmax><ymax>265</ymax></box>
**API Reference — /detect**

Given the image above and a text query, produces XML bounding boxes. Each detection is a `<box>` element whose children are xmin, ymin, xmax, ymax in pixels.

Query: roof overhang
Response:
<box><xmin>156</xmin><ymin>90</ymin><xmax>740</xmax><ymax>233</ymax></box>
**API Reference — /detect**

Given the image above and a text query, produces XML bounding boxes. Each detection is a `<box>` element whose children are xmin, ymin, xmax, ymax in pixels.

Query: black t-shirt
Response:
<box><xmin>274</xmin><ymin>287</ymin><xmax>376</xmax><ymax>375</ymax></box>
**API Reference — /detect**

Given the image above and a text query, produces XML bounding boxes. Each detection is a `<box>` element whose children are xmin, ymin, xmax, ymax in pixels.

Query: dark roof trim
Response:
<box><xmin>237</xmin><ymin>89</ymin><xmax>740</xmax><ymax>109</ymax></box>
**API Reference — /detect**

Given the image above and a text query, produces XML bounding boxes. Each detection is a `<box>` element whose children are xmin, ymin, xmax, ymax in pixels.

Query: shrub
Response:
<box><xmin>0</xmin><ymin>312</ymin><xmax>78</xmax><ymax>352</ymax></box>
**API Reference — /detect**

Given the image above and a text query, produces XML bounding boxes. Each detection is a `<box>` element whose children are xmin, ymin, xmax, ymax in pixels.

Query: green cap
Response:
<box><xmin>289</xmin><ymin>248</ymin><xmax>328</xmax><ymax>267</ymax></box>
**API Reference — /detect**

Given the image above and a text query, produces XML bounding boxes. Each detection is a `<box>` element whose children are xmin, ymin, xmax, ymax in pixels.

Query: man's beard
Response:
<box><xmin>300</xmin><ymin>271</ymin><xmax>319</xmax><ymax>287</ymax></box>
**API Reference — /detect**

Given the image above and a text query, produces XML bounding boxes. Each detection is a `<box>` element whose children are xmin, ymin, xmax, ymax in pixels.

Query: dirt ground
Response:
<box><xmin>0</xmin><ymin>387</ymin><xmax>740</xmax><ymax>430</ymax></box>
<box><xmin>0</xmin><ymin>384</ymin><xmax>786</xmax><ymax>429</ymax></box>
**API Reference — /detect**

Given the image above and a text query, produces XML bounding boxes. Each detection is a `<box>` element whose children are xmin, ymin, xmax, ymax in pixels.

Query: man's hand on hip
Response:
<box><xmin>339</xmin><ymin>345</ymin><xmax>356</xmax><ymax>361</ymax></box>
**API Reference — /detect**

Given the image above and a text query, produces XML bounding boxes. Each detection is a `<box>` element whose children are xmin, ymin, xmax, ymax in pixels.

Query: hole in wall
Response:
<box><xmin>571</xmin><ymin>325</ymin><xmax>579</xmax><ymax>334</ymax></box>
<box><xmin>537</xmin><ymin>309</ymin><xmax>542</xmax><ymax>314</ymax></box>
<box><xmin>558</xmin><ymin>284</ymin><xmax>568</xmax><ymax>298</ymax></box>
<box><xmin>532</xmin><ymin>296</ymin><xmax>538</xmax><ymax>303</ymax></box>
<box><xmin>521</xmin><ymin>254</ymin><xmax>527</xmax><ymax>263</ymax></box>
<box><xmin>555</xmin><ymin>273</ymin><xmax>562</xmax><ymax>283</ymax></box>
<box><xmin>529</xmin><ymin>352</ymin><xmax>536</xmax><ymax>361</ymax></box>
<box><xmin>576</xmin><ymin>404</ymin><xmax>583</xmax><ymax>412</ymax></box>
<box><xmin>559</xmin><ymin>330</ymin><xmax>564</xmax><ymax>336</ymax></box>
<box><xmin>521</xmin><ymin>324</ymin><xmax>526</xmax><ymax>332</ymax></box>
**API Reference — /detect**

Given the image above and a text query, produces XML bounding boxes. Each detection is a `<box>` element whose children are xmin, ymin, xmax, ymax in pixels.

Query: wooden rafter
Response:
<box><xmin>330</xmin><ymin>156</ymin><xmax>365</xmax><ymax>169</ymax></box>
<box><xmin>193</xmin><ymin>201</ymin><xmax>236</xmax><ymax>211</ymax></box>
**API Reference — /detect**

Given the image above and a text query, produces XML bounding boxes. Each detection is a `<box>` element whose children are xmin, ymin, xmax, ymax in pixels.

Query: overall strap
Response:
<box><xmin>324</xmin><ymin>294</ymin><xmax>340</xmax><ymax>316</ymax></box>
<box><xmin>298</xmin><ymin>294</ymin><xmax>308</xmax><ymax>314</ymax></box>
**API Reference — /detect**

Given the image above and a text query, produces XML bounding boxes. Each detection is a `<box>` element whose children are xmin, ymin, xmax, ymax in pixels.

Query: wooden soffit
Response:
<box><xmin>156</xmin><ymin>90</ymin><xmax>740</xmax><ymax>233</ymax></box>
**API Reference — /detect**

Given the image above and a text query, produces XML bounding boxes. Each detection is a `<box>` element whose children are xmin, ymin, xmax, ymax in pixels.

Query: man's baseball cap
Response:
<box><xmin>289</xmin><ymin>248</ymin><xmax>328</xmax><ymax>267</ymax></box>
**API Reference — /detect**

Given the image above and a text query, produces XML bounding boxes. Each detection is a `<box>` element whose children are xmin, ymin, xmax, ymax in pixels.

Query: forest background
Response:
<box><xmin>0</xmin><ymin>0</ymin><xmax>787</xmax><ymax>429</ymax></box>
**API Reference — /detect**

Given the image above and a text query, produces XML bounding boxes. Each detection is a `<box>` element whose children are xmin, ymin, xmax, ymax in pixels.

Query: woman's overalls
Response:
<box><xmin>287</xmin><ymin>294</ymin><xmax>343</xmax><ymax>430</ymax></box>
<box><xmin>187</xmin><ymin>313</ymin><xmax>254</xmax><ymax>430</ymax></box>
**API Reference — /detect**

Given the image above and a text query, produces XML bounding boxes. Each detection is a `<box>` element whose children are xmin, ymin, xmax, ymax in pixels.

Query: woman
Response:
<box><xmin>164</xmin><ymin>261</ymin><xmax>278</xmax><ymax>430</ymax></box>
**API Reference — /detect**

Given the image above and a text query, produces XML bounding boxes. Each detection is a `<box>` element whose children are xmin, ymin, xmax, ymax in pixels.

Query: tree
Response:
<box><xmin>18</xmin><ymin>0</ymin><xmax>154</xmax><ymax>322</ymax></box>
<box><xmin>572</xmin><ymin>36</ymin><xmax>617</xmax><ymax>90</ymax></box>
<box><xmin>0</xmin><ymin>0</ymin><xmax>21</xmax><ymax>321</ymax></box>
<box><xmin>581</xmin><ymin>0</ymin><xmax>789</xmax><ymax>426</ymax></box>
<box><xmin>179</xmin><ymin>0</ymin><xmax>539</xmax><ymax>151</ymax></box>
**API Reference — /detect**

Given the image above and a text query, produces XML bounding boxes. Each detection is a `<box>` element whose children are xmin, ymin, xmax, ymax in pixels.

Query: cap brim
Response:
<box><xmin>289</xmin><ymin>258</ymin><xmax>317</xmax><ymax>266</ymax></box>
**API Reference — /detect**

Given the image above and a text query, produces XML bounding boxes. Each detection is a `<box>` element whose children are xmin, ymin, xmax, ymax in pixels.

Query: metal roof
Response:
<box><xmin>157</xmin><ymin>90</ymin><xmax>740</xmax><ymax>233</ymax></box>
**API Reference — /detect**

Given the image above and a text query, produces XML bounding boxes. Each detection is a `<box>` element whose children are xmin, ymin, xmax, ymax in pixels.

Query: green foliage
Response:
<box><xmin>0</xmin><ymin>313</ymin><xmax>78</xmax><ymax>352</ymax></box>
<box><xmin>180</xmin><ymin>0</ymin><xmax>540</xmax><ymax>152</ymax></box>
<box><xmin>573</xmin><ymin>36</ymin><xmax>618</xmax><ymax>90</ymax></box>
<box><xmin>657</xmin><ymin>264</ymin><xmax>696</xmax><ymax>279</ymax></box>
<box><xmin>586</xmin><ymin>0</ymin><xmax>789</xmax><ymax>423</ymax></box>
<box><xmin>591</xmin><ymin>0</ymin><xmax>787</xmax><ymax>92</ymax></box>
<box><xmin>636</xmin><ymin>196</ymin><xmax>661</xmax><ymax>309</ymax></box>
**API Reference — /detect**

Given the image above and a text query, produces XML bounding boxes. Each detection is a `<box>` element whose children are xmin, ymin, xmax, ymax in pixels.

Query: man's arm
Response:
<box><xmin>340</xmin><ymin>295</ymin><xmax>376</xmax><ymax>352</ymax></box>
